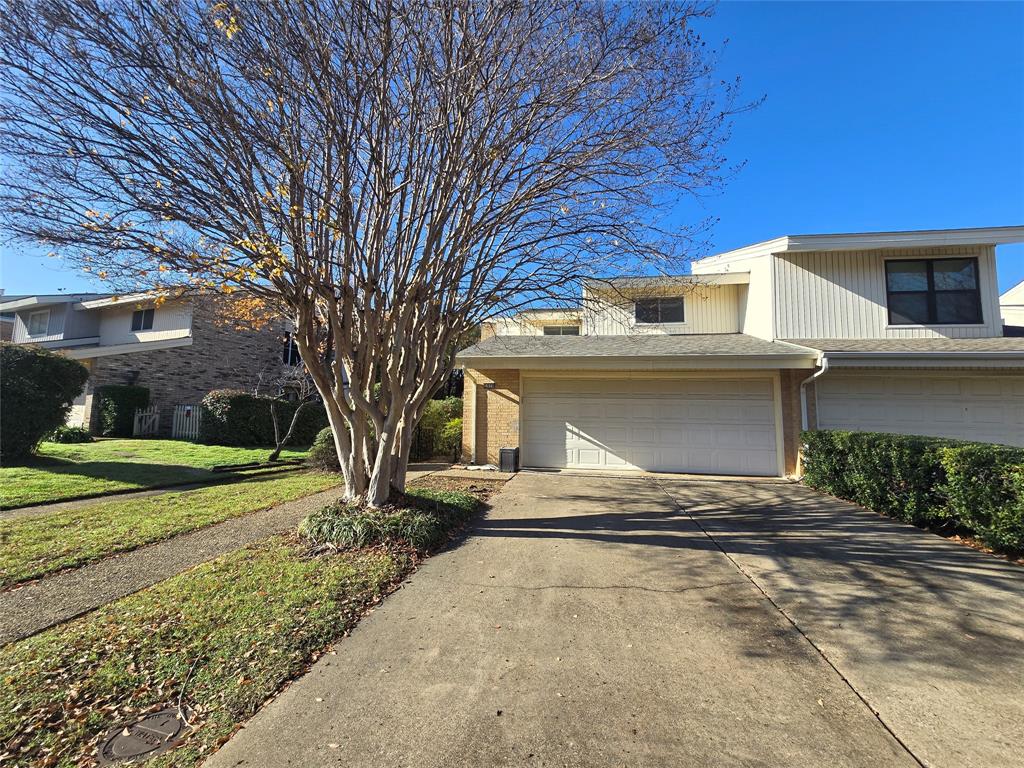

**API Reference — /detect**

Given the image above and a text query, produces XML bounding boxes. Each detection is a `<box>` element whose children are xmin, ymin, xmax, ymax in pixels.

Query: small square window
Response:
<box><xmin>131</xmin><ymin>308</ymin><xmax>155</xmax><ymax>332</ymax></box>
<box><xmin>27</xmin><ymin>309</ymin><xmax>49</xmax><ymax>336</ymax></box>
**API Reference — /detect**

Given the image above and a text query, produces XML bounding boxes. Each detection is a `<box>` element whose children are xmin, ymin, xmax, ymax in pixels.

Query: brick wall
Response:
<box><xmin>778</xmin><ymin>369</ymin><xmax>806</xmax><ymax>476</ymax></box>
<box><xmin>86</xmin><ymin>297</ymin><xmax>287</xmax><ymax>435</ymax></box>
<box><xmin>461</xmin><ymin>368</ymin><xmax>520</xmax><ymax>464</ymax></box>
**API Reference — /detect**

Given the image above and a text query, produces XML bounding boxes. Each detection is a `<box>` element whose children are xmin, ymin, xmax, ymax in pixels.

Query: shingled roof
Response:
<box><xmin>458</xmin><ymin>333</ymin><xmax>814</xmax><ymax>360</ymax></box>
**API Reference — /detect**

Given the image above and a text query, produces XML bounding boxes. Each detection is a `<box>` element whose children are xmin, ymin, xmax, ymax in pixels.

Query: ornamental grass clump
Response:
<box><xmin>300</xmin><ymin>489</ymin><xmax>480</xmax><ymax>554</ymax></box>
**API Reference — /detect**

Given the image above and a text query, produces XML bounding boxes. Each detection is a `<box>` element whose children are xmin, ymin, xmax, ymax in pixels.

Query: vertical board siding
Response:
<box><xmin>98</xmin><ymin>299</ymin><xmax>193</xmax><ymax>346</ymax></box>
<box><xmin>774</xmin><ymin>245</ymin><xmax>1002</xmax><ymax>339</ymax></box>
<box><xmin>584</xmin><ymin>284</ymin><xmax>740</xmax><ymax>335</ymax></box>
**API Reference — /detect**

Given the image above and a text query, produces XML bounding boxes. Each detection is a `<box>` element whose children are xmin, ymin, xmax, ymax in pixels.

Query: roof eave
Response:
<box><xmin>457</xmin><ymin>353</ymin><xmax>818</xmax><ymax>371</ymax></box>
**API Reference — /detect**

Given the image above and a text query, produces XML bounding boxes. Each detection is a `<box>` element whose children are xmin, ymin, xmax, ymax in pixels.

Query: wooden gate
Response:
<box><xmin>172</xmin><ymin>404</ymin><xmax>202</xmax><ymax>440</ymax></box>
<box><xmin>132</xmin><ymin>407</ymin><xmax>160</xmax><ymax>437</ymax></box>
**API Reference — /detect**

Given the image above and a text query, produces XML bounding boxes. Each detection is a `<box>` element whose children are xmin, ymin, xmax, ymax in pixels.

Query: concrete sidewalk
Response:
<box><xmin>205</xmin><ymin>473</ymin><xmax>919</xmax><ymax>768</ymax></box>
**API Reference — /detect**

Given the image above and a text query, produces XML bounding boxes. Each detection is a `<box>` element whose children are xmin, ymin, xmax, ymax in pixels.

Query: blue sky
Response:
<box><xmin>1</xmin><ymin>0</ymin><xmax>1022</xmax><ymax>296</ymax></box>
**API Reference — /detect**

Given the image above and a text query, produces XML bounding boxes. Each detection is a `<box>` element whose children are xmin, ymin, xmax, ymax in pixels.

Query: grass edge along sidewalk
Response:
<box><xmin>0</xmin><ymin>481</ymin><xmax>494</xmax><ymax>768</ymax></box>
<box><xmin>0</xmin><ymin>471</ymin><xmax>340</xmax><ymax>590</ymax></box>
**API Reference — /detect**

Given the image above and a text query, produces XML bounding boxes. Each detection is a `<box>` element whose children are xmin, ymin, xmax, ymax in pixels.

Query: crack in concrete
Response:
<box><xmin>453</xmin><ymin>579</ymin><xmax>747</xmax><ymax>595</ymax></box>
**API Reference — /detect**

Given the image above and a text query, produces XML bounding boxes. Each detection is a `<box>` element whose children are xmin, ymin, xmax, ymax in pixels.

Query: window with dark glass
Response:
<box><xmin>130</xmin><ymin>308</ymin><xmax>154</xmax><ymax>331</ymax></box>
<box><xmin>634</xmin><ymin>297</ymin><xmax>684</xmax><ymax>324</ymax></box>
<box><xmin>282</xmin><ymin>331</ymin><xmax>301</xmax><ymax>365</ymax></box>
<box><xmin>542</xmin><ymin>325</ymin><xmax>580</xmax><ymax>335</ymax></box>
<box><xmin>885</xmin><ymin>258</ymin><xmax>982</xmax><ymax>325</ymax></box>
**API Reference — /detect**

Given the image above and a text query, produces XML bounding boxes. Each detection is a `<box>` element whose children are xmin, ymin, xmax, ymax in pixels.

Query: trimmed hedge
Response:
<box><xmin>95</xmin><ymin>385</ymin><xmax>150</xmax><ymax>437</ymax></box>
<box><xmin>199</xmin><ymin>390</ymin><xmax>327</xmax><ymax>447</ymax></box>
<box><xmin>299</xmin><ymin>488</ymin><xmax>480</xmax><ymax>553</ymax></box>
<box><xmin>802</xmin><ymin>430</ymin><xmax>1024</xmax><ymax>554</ymax></box>
<box><xmin>0</xmin><ymin>343</ymin><xmax>90</xmax><ymax>461</ymax></box>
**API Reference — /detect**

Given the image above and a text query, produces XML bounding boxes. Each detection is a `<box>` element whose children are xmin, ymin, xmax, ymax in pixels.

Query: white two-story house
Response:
<box><xmin>0</xmin><ymin>292</ymin><xmax>291</xmax><ymax>435</ymax></box>
<box><xmin>457</xmin><ymin>226</ymin><xmax>1024</xmax><ymax>477</ymax></box>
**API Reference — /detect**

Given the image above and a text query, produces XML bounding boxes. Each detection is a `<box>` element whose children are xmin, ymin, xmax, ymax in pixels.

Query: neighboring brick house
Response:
<box><xmin>0</xmin><ymin>291</ymin><xmax>293</xmax><ymax>436</ymax></box>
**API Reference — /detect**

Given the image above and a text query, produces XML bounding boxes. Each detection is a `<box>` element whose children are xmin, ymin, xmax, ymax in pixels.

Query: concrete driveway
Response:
<box><xmin>206</xmin><ymin>473</ymin><xmax>1024</xmax><ymax>768</ymax></box>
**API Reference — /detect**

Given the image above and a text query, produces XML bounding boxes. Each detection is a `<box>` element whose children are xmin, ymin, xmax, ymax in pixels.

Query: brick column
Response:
<box><xmin>462</xmin><ymin>368</ymin><xmax>520</xmax><ymax>465</ymax></box>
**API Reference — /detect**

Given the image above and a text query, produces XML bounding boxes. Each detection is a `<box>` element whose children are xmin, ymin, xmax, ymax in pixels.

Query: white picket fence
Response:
<box><xmin>172</xmin><ymin>404</ymin><xmax>202</xmax><ymax>440</ymax></box>
<box><xmin>132</xmin><ymin>407</ymin><xmax>160</xmax><ymax>437</ymax></box>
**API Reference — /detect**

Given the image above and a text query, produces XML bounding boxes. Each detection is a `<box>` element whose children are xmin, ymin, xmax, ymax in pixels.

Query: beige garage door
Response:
<box><xmin>815</xmin><ymin>372</ymin><xmax>1024</xmax><ymax>447</ymax></box>
<box><xmin>521</xmin><ymin>376</ymin><xmax>780</xmax><ymax>476</ymax></box>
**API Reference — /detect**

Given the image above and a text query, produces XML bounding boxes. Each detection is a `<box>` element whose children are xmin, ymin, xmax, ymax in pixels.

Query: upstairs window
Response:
<box><xmin>885</xmin><ymin>258</ymin><xmax>982</xmax><ymax>325</ymax></box>
<box><xmin>543</xmin><ymin>325</ymin><xmax>580</xmax><ymax>335</ymax></box>
<box><xmin>634</xmin><ymin>297</ymin><xmax>684</xmax><ymax>324</ymax></box>
<box><xmin>27</xmin><ymin>309</ymin><xmax>49</xmax><ymax>336</ymax></box>
<box><xmin>131</xmin><ymin>308</ymin><xmax>155</xmax><ymax>331</ymax></box>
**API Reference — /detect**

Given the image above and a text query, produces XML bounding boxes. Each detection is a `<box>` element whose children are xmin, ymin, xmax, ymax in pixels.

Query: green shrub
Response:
<box><xmin>802</xmin><ymin>430</ymin><xmax>1024</xmax><ymax>555</ymax></box>
<box><xmin>199</xmin><ymin>390</ymin><xmax>328</xmax><ymax>447</ymax></box>
<box><xmin>46</xmin><ymin>426</ymin><xmax>94</xmax><ymax>444</ymax></box>
<box><xmin>307</xmin><ymin>427</ymin><xmax>340</xmax><ymax>471</ymax></box>
<box><xmin>95</xmin><ymin>385</ymin><xmax>150</xmax><ymax>437</ymax></box>
<box><xmin>299</xmin><ymin>488</ymin><xmax>479</xmax><ymax>553</ymax></box>
<box><xmin>0</xmin><ymin>343</ymin><xmax>90</xmax><ymax>461</ymax></box>
<box><xmin>438</xmin><ymin>417</ymin><xmax>462</xmax><ymax>460</ymax></box>
<box><xmin>940</xmin><ymin>444</ymin><xmax>1024</xmax><ymax>553</ymax></box>
<box><xmin>411</xmin><ymin>397</ymin><xmax>462</xmax><ymax>461</ymax></box>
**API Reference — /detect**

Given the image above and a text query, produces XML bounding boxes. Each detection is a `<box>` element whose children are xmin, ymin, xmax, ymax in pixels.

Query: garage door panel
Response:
<box><xmin>816</xmin><ymin>373</ymin><xmax>1024</xmax><ymax>447</ymax></box>
<box><xmin>522</xmin><ymin>377</ymin><xmax>780</xmax><ymax>476</ymax></box>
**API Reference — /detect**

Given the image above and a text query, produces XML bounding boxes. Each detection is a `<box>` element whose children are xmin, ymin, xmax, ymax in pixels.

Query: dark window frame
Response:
<box><xmin>884</xmin><ymin>257</ymin><xmax>983</xmax><ymax>326</ymax></box>
<box><xmin>130</xmin><ymin>307</ymin><xmax>155</xmax><ymax>332</ymax></box>
<box><xmin>542</xmin><ymin>325</ymin><xmax>580</xmax><ymax>335</ymax></box>
<box><xmin>634</xmin><ymin>297</ymin><xmax>685</xmax><ymax>324</ymax></box>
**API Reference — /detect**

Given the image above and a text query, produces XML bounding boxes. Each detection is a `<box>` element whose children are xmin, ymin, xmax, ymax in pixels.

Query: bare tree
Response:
<box><xmin>0</xmin><ymin>0</ymin><xmax>744</xmax><ymax>505</ymax></box>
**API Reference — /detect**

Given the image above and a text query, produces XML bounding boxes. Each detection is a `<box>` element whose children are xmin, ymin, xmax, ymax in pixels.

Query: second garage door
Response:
<box><xmin>521</xmin><ymin>376</ymin><xmax>780</xmax><ymax>476</ymax></box>
<box><xmin>815</xmin><ymin>371</ymin><xmax>1024</xmax><ymax>447</ymax></box>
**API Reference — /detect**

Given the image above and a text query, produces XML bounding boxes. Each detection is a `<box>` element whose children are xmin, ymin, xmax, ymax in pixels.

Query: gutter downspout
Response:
<box><xmin>796</xmin><ymin>354</ymin><xmax>829</xmax><ymax>478</ymax></box>
<box><xmin>799</xmin><ymin>354</ymin><xmax>829</xmax><ymax>432</ymax></box>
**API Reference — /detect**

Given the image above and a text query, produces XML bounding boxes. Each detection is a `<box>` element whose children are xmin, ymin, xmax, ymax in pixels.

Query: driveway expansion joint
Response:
<box><xmin>652</xmin><ymin>478</ymin><xmax>928</xmax><ymax>768</ymax></box>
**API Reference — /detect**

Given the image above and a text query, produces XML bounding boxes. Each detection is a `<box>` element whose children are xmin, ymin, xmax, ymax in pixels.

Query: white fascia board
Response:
<box><xmin>824</xmin><ymin>351</ymin><xmax>1024</xmax><ymax>369</ymax></box>
<box><xmin>692</xmin><ymin>226</ymin><xmax>1024</xmax><ymax>269</ymax></box>
<box><xmin>457</xmin><ymin>353</ymin><xmax>819</xmax><ymax>371</ymax></box>
<box><xmin>0</xmin><ymin>295</ymin><xmax>97</xmax><ymax>311</ymax></box>
<box><xmin>37</xmin><ymin>336</ymin><xmax>102</xmax><ymax>349</ymax></box>
<box><xmin>66</xmin><ymin>335</ymin><xmax>192</xmax><ymax>359</ymax></box>
<box><xmin>783</xmin><ymin>226</ymin><xmax>1024</xmax><ymax>252</ymax></box>
<box><xmin>76</xmin><ymin>291</ymin><xmax>167</xmax><ymax>310</ymax></box>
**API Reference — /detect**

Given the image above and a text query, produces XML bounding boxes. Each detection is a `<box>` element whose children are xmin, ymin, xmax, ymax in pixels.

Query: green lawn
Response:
<box><xmin>0</xmin><ymin>439</ymin><xmax>310</xmax><ymax>509</ymax></box>
<box><xmin>0</xmin><ymin>471</ymin><xmax>341</xmax><ymax>589</ymax></box>
<box><xmin>0</xmin><ymin>538</ymin><xmax>406</xmax><ymax>768</ymax></box>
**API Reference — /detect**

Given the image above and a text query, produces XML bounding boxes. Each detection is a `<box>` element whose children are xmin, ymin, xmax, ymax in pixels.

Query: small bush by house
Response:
<box><xmin>802</xmin><ymin>430</ymin><xmax>1024</xmax><ymax>555</ymax></box>
<box><xmin>307</xmin><ymin>427</ymin><xmax>340</xmax><ymax>471</ymax></box>
<box><xmin>46</xmin><ymin>426</ymin><xmax>94</xmax><ymax>444</ymax></box>
<box><xmin>199</xmin><ymin>390</ymin><xmax>328</xmax><ymax>447</ymax></box>
<box><xmin>95</xmin><ymin>385</ymin><xmax>150</xmax><ymax>437</ymax></box>
<box><xmin>411</xmin><ymin>397</ymin><xmax>462</xmax><ymax>461</ymax></box>
<box><xmin>0</xmin><ymin>343</ymin><xmax>91</xmax><ymax>461</ymax></box>
<box><xmin>299</xmin><ymin>488</ymin><xmax>480</xmax><ymax>553</ymax></box>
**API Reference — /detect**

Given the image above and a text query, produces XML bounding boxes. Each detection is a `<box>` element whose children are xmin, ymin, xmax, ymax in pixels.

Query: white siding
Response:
<box><xmin>12</xmin><ymin>305</ymin><xmax>67</xmax><ymax>343</ymax></box>
<box><xmin>774</xmin><ymin>245</ymin><xmax>1002</xmax><ymax>339</ymax></box>
<box><xmin>692</xmin><ymin>256</ymin><xmax>774</xmax><ymax>339</ymax></box>
<box><xmin>583</xmin><ymin>285</ymin><xmax>740</xmax><ymax>335</ymax></box>
<box><xmin>97</xmin><ymin>299</ymin><xmax>193</xmax><ymax>346</ymax></box>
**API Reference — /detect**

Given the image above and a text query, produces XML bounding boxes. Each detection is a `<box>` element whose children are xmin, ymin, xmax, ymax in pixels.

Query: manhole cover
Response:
<box><xmin>97</xmin><ymin>708</ymin><xmax>191</xmax><ymax>765</ymax></box>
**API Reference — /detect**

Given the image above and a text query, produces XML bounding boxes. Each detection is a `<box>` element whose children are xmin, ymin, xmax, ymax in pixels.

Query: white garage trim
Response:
<box><xmin>519</xmin><ymin>370</ymin><xmax>785</xmax><ymax>477</ymax></box>
<box><xmin>815</xmin><ymin>370</ymin><xmax>1024</xmax><ymax>447</ymax></box>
